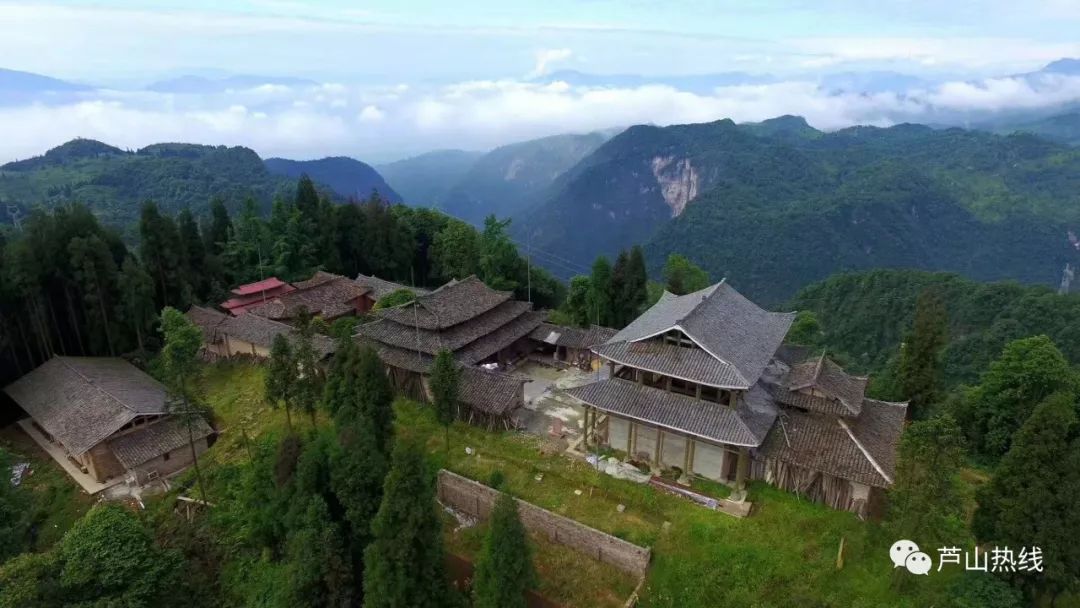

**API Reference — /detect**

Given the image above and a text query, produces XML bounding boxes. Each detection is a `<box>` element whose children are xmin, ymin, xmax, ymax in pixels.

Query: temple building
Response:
<box><xmin>355</xmin><ymin>275</ymin><xmax>545</xmax><ymax>429</ymax></box>
<box><xmin>219</xmin><ymin>277</ymin><xmax>295</xmax><ymax>316</ymax></box>
<box><xmin>564</xmin><ymin>281</ymin><xmax>906</xmax><ymax>516</ymax></box>
<box><xmin>247</xmin><ymin>271</ymin><xmax>371</xmax><ymax>323</ymax></box>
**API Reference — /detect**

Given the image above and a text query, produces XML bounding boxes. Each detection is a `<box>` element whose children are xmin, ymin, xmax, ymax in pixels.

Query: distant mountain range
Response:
<box><xmin>264</xmin><ymin>157</ymin><xmax>401</xmax><ymax>203</ymax></box>
<box><xmin>377</xmin><ymin>132</ymin><xmax>611</xmax><ymax>224</ymax></box>
<box><xmin>515</xmin><ymin>116</ymin><xmax>1080</xmax><ymax>305</ymax></box>
<box><xmin>144</xmin><ymin>74</ymin><xmax>319</xmax><ymax>94</ymax></box>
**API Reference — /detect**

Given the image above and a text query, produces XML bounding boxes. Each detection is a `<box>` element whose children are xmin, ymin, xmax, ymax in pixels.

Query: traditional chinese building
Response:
<box><xmin>355</xmin><ymin>273</ymin><xmax>430</xmax><ymax>311</ymax></box>
<box><xmin>564</xmin><ymin>281</ymin><xmax>906</xmax><ymax>516</ymax></box>
<box><xmin>530</xmin><ymin>323</ymin><xmax>617</xmax><ymax>370</ymax></box>
<box><xmin>355</xmin><ymin>275</ymin><xmax>544</xmax><ymax>428</ymax></box>
<box><xmin>247</xmin><ymin>271</ymin><xmax>371</xmax><ymax>323</ymax></box>
<box><xmin>219</xmin><ymin>277</ymin><xmax>295</xmax><ymax>316</ymax></box>
<box><xmin>186</xmin><ymin>305</ymin><xmax>335</xmax><ymax>360</ymax></box>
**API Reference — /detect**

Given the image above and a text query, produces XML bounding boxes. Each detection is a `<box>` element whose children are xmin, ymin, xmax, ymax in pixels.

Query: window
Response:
<box><xmin>163</xmin><ymin>452</ymin><xmax>171</xmax><ymax>462</ymax></box>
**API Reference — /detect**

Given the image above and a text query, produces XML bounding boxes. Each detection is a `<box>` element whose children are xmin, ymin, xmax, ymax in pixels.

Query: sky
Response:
<box><xmin>1</xmin><ymin>0</ymin><xmax>1080</xmax><ymax>163</ymax></box>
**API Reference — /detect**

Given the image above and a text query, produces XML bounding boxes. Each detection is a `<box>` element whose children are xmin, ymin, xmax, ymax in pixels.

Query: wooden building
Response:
<box><xmin>355</xmin><ymin>275</ymin><xmax>544</xmax><ymax>429</ymax></box>
<box><xmin>186</xmin><ymin>305</ymin><xmax>335</xmax><ymax>360</ymax></box>
<box><xmin>355</xmin><ymin>273</ymin><xmax>430</xmax><ymax>312</ymax></box>
<box><xmin>220</xmin><ymin>277</ymin><xmax>295</xmax><ymax>316</ymax></box>
<box><xmin>3</xmin><ymin>357</ymin><xmax>214</xmax><ymax>489</ymax></box>
<box><xmin>564</xmin><ymin>281</ymin><xmax>906</xmax><ymax>516</ymax></box>
<box><xmin>247</xmin><ymin>271</ymin><xmax>371</xmax><ymax>323</ymax></box>
<box><xmin>530</xmin><ymin>323</ymin><xmax>617</xmax><ymax>370</ymax></box>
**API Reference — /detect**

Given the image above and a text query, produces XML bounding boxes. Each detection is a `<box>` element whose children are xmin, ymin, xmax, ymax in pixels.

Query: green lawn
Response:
<box><xmin>197</xmin><ymin>361</ymin><xmax>961</xmax><ymax>608</ymax></box>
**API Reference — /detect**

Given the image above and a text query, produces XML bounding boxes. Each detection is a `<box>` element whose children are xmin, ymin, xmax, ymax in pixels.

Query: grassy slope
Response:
<box><xmin>193</xmin><ymin>362</ymin><xmax>961</xmax><ymax>607</ymax></box>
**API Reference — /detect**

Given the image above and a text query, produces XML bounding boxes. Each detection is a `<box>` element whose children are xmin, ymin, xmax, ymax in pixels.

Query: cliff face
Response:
<box><xmin>650</xmin><ymin>156</ymin><xmax>699</xmax><ymax>217</ymax></box>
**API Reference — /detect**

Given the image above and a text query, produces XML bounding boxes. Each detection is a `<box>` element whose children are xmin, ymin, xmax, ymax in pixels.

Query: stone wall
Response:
<box><xmin>437</xmin><ymin>470</ymin><xmax>651</xmax><ymax>577</ymax></box>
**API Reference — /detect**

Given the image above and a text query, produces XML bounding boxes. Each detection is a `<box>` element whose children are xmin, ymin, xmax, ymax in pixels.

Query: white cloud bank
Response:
<box><xmin>2</xmin><ymin>71</ymin><xmax>1080</xmax><ymax>164</ymax></box>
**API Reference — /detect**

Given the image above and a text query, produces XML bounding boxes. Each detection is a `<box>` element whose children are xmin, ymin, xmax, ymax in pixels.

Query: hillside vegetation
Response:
<box><xmin>0</xmin><ymin>139</ymin><xmax>298</xmax><ymax>227</ymax></box>
<box><xmin>520</xmin><ymin>116</ymin><xmax>1080</xmax><ymax>303</ymax></box>
<box><xmin>264</xmin><ymin>156</ymin><xmax>401</xmax><ymax>202</ymax></box>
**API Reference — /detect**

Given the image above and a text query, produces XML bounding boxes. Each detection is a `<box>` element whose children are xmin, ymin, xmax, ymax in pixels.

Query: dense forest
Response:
<box><xmin>517</xmin><ymin>117</ymin><xmax>1080</xmax><ymax>304</ymax></box>
<box><xmin>0</xmin><ymin>175</ymin><xmax>563</xmax><ymax>390</ymax></box>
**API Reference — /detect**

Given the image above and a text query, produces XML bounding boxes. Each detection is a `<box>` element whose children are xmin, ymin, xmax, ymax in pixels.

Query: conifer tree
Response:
<box><xmin>610</xmin><ymin>250</ymin><xmax>631</xmax><ymax>327</ymax></box>
<box><xmin>139</xmin><ymin>201</ymin><xmax>190</xmax><ymax>308</ymax></box>
<box><xmin>973</xmin><ymin>391</ymin><xmax>1080</xmax><ymax>599</ymax></box>
<box><xmin>68</xmin><ymin>234</ymin><xmax>118</xmax><ymax>355</ymax></box>
<box><xmin>587</xmin><ymin>256</ymin><xmax>613</xmax><ymax>327</ymax></box>
<box><xmin>292</xmin><ymin>309</ymin><xmax>323</xmax><ymax>428</ymax></box>
<box><xmin>116</xmin><ymin>256</ymin><xmax>156</xmax><ymax>353</ymax></box>
<box><xmin>205</xmin><ymin>196</ymin><xmax>232</xmax><ymax>256</ymax></box>
<box><xmin>266</xmin><ymin>333</ymin><xmax>297</xmax><ymax>433</ymax></box>
<box><xmin>473</xmin><ymin>490</ymin><xmax>535</xmax><ymax>608</ymax></box>
<box><xmin>363</xmin><ymin>440</ymin><xmax>449</xmax><ymax>608</ymax></box>
<box><xmin>897</xmin><ymin>289</ymin><xmax>948</xmax><ymax>419</ymax></box>
<box><xmin>177</xmin><ymin>208</ymin><xmax>208</xmax><ymax>300</ymax></box>
<box><xmin>354</xmin><ymin>345</ymin><xmax>396</xmax><ymax>455</ymax></box>
<box><xmin>430</xmin><ymin>349</ymin><xmax>460</xmax><ymax>455</ymax></box>
<box><xmin>623</xmin><ymin>245</ymin><xmax>648</xmax><ymax>319</ymax></box>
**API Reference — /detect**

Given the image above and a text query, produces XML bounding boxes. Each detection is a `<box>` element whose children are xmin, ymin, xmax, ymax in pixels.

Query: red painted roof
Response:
<box><xmin>231</xmin><ymin>277</ymin><xmax>289</xmax><ymax>296</ymax></box>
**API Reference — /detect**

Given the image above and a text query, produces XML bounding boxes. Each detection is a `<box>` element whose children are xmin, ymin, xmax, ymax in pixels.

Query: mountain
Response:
<box><xmin>536</xmin><ymin>70</ymin><xmax>773</xmax><ymax>93</ymax></box>
<box><xmin>1039</xmin><ymin>58</ymin><xmax>1080</xmax><ymax>76</ymax></box>
<box><xmin>0</xmin><ymin>139</ymin><xmax>298</xmax><ymax>227</ymax></box>
<box><xmin>377</xmin><ymin>149</ymin><xmax>483</xmax><ymax>206</ymax></box>
<box><xmin>520</xmin><ymin>116</ymin><xmax>1080</xmax><ymax>305</ymax></box>
<box><xmin>145</xmin><ymin>74</ymin><xmax>318</xmax><ymax>93</ymax></box>
<box><xmin>264</xmin><ymin>156</ymin><xmax>402</xmax><ymax>202</ymax></box>
<box><xmin>436</xmin><ymin>131</ymin><xmax>611</xmax><ymax>225</ymax></box>
<box><xmin>0</xmin><ymin>68</ymin><xmax>92</xmax><ymax>105</ymax></box>
<box><xmin>990</xmin><ymin>111</ymin><xmax>1080</xmax><ymax>146</ymax></box>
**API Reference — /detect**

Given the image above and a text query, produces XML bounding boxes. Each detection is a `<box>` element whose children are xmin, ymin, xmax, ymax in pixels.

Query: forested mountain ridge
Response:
<box><xmin>376</xmin><ymin>149</ymin><xmax>484</xmax><ymax>207</ymax></box>
<box><xmin>264</xmin><ymin>156</ymin><xmax>402</xmax><ymax>203</ymax></box>
<box><xmin>520</xmin><ymin>116</ymin><xmax>1080</xmax><ymax>304</ymax></box>
<box><xmin>0</xmin><ymin>139</ymin><xmax>297</xmax><ymax>227</ymax></box>
<box><xmin>789</xmin><ymin>269</ymin><xmax>1080</xmax><ymax>387</ymax></box>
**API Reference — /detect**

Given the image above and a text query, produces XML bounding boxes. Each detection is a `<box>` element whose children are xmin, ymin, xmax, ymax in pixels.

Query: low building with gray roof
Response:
<box><xmin>3</xmin><ymin>356</ymin><xmax>214</xmax><ymax>490</ymax></box>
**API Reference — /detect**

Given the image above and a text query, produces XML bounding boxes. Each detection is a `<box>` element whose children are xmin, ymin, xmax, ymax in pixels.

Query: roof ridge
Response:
<box><xmin>677</xmin><ymin>278</ymin><xmax>725</xmax><ymax>326</ymax></box>
<box><xmin>836</xmin><ymin>417</ymin><xmax>892</xmax><ymax>485</ymax></box>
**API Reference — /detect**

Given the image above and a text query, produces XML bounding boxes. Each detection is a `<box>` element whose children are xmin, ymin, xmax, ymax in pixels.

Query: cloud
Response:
<box><xmin>2</xmin><ymin>71</ymin><xmax>1080</xmax><ymax>164</ymax></box>
<box><xmin>527</xmin><ymin>48</ymin><xmax>573</xmax><ymax>78</ymax></box>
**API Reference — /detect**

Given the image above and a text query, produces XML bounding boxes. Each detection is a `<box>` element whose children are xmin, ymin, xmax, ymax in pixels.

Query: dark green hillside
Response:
<box><xmin>788</xmin><ymin>269</ymin><xmax>1080</xmax><ymax>386</ymax></box>
<box><xmin>377</xmin><ymin>149</ymin><xmax>483</xmax><ymax>206</ymax></box>
<box><xmin>264</xmin><ymin>156</ymin><xmax>402</xmax><ymax>202</ymax></box>
<box><xmin>992</xmin><ymin>110</ymin><xmax>1080</xmax><ymax>146</ymax></box>
<box><xmin>439</xmin><ymin>131</ymin><xmax>609</xmax><ymax>225</ymax></box>
<box><xmin>0</xmin><ymin>139</ymin><xmax>296</xmax><ymax>227</ymax></box>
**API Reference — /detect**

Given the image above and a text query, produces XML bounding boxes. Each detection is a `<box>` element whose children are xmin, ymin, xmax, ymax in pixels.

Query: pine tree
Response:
<box><xmin>897</xmin><ymin>289</ymin><xmax>948</xmax><ymax>419</ymax></box>
<box><xmin>886</xmin><ymin>415</ymin><xmax>967</xmax><ymax>549</ymax></box>
<box><xmin>610</xmin><ymin>250</ymin><xmax>631</xmax><ymax>327</ymax></box>
<box><xmin>973</xmin><ymin>391</ymin><xmax>1080</xmax><ymax>598</ymax></box>
<box><xmin>266</xmin><ymin>333</ymin><xmax>297</xmax><ymax>433</ymax></box>
<box><xmin>160</xmin><ymin>306</ymin><xmax>211</xmax><ymax>503</ymax></box>
<box><xmin>205</xmin><ymin>196</ymin><xmax>232</xmax><ymax>256</ymax></box>
<box><xmin>334</xmin><ymin>202</ymin><xmax>368</xmax><ymax>278</ymax></box>
<box><xmin>139</xmin><ymin>201</ymin><xmax>190</xmax><ymax>308</ymax></box>
<box><xmin>587</xmin><ymin>256</ymin><xmax>613</xmax><ymax>327</ymax></box>
<box><xmin>473</xmin><ymin>490</ymin><xmax>535</xmax><ymax>608</ymax></box>
<box><xmin>363</xmin><ymin>440</ymin><xmax>449</xmax><ymax>608</ymax></box>
<box><xmin>224</xmin><ymin>197</ymin><xmax>270</xmax><ymax>284</ymax></box>
<box><xmin>295</xmin><ymin>175</ymin><xmax>321</xmax><ymax>227</ymax></box>
<box><xmin>68</xmin><ymin>235</ymin><xmax>118</xmax><ymax>355</ymax></box>
<box><xmin>430</xmin><ymin>349</ymin><xmax>460</xmax><ymax>455</ymax></box>
<box><xmin>177</xmin><ymin>208</ymin><xmax>208</xmax><ymax>300</ymax></box>
<box><xmin>354</xmin><ymin>345</ymin><xmax>396</xmax><ymax>456</ymax></box>
<box><xmin>623</xmin><ymin>245</ymin><xmax>648</xmax><ymax>320</ymax></box>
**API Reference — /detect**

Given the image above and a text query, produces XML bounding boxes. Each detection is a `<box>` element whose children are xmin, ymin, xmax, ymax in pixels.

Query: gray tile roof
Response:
<box><xmin>375</xmin><ymin>276</ymin><xmax>510</xmax><ymax>330</ymax></box>
<box><xmin>604</xmin><ymin>281</ymin><xmax>795</xmax><ymax>389</ymax></box>
<box><xmin>564</xmin><ymin>378</ymin><xmax>774</xmax><ymax>447</ymax></box>
<box><xmin>186</xmin><ymin>306</ymin><xmax>228</xmax><ymax>343</ymax></box>
<box><xmin>248</xmin><ymin>271</ymin><xmax>368</xmax><ymax>321</ymax></box>
<box><xmin>3</xmin><ymin>357</ymin><xmax>169</xmax><ymax>456</ymax></box>
<box><xmin>358</xmin><ymin>301</ymin><xmax>533</xmax><ymax>356</ymax></box>
<box><xmin>107</xmin><ymin>416</ymin><xmax>214</xmax><ymax>469</ymax></box>
<box><xmin>459</xmin><ymin>367</ymin><xmax>526</xmax><ymax>415</ymax></box>
<box><xmin>219</xmin><ymin>313</ymin><xmax>336</xmax><ymax>358</ymax></box>
<box><xmin>593</xmin><ymin>340</ymin><xmax>747</xmax><ymax>388</ymax></box>
<box><xmin>530</xmin><ymin>323</ymin><xmax>618</xmax><ymax>350</ymax></box>
<box><xmin>781</xmin><ymin>355</ymin><xmax>867</xmax><ymax>417</ymax></box>
<box><xmin>355</xmin><ymin>274</ymin><xmax>430</xmax><ymax>300</ymax></box>
<box><xmin>760</xmin><ymin>393</ymin><xmax>906</xmax><ymax>489</ymax></box>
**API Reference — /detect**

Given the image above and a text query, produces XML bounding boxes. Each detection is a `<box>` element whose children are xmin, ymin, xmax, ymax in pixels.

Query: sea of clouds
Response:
<box><xmin>1</xmin><ymin>70</ymin><xmax>1079</xmax><ymax>164</ymax></box>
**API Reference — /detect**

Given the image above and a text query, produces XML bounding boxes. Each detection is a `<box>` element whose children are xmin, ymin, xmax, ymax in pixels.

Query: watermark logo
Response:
<box><xmin>891</xmin><ymin>540</ymin><xmax>1043</xmax><ymax>575</ymax></box>
<box><xmin>890</xmin><ymin>540</ymin><xmax>932</xmax><ymax>575</ymax></box>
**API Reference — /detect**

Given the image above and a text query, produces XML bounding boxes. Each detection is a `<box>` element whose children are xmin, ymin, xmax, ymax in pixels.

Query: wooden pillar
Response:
<box><xmin>664</xmin><ymin>376</ymin><xmax>672</xmax><ymax>392</ymax></box>
<box><xmin>695</xmin><ymin>384</ymin><xmax>702</xmax><ymax>400</ymax></box>
<box><xmin>629</xmin><ymin>421</ymin><xmax>637</xmax><ymax>458</ymax></box>
<box><xmin>683</xmin><ymin>436</ymin><xmax>693</xmax><ymax>475</ymax></box>
<box><xmin>728</xmin><ymin>390</ymin><xmax>739</xmax><ymax>408</ymax></box>
<box><xmin>608</xmin><ymin>361</ymin><xmax>615</xmax><ymax>377</ymax></box>
<box><xmin>625</xmin><ymin>419</ymin><xmax>633</xmax><ymax>456</ymax></box>
<box><xmin>636</xmin><ymin>368</ymin><xmax>644</xmax><ymax>385</ymax></box>
<box><xmin>655</xmin><ymin>429</ymin><xmax>664</xmax><ymax>465</ymax></box>
<box><xmin>583</xmin><ymin>407</ymin><xmax>591</xmax><ymax>451</ymax></box>
<box><xmin>735</xmin><ymin>446</ymin><xmax>749</xmax><ymax>492</ymax></box>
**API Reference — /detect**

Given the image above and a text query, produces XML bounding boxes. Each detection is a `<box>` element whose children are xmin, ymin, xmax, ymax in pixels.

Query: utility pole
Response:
<box><xmin>527</xmin><ymin>230</ymin><xmax>532</xmax><ymax>304</ymax></box>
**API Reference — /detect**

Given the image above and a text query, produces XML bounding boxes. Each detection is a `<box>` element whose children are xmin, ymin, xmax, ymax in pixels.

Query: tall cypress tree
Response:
<box><xmin>587</xmin><ymin>256</ymin><xmax>613</xmax><ymax>327</ymax></box>
<box><xmin>116</xmin><ymin>256</ymin><xmax>156</xmax><ymax>353</ymax></box>
<box><xmin>205</xmin><ymin>196</ymin><xmax>232</xmax><ymax>256</ymax></box>
<box><xmin>139</xmin><ymin>201</ymin><xmax>190</xmax><ymax>309</ymax></box>
<box><xmin>430</xmin><ymin>349</ymin><xmax>460</xmax><ymax>455</ymax></box>
<box><xmin>897</xmin><ymin>289</ymin><xmax>948</xmax><ymax>419</ymax></box>
<box><xmin>610</xmin><ymin>250</ymin><xmax>631</xmax><ymax>328</ymax></box>
<box><xmin>473</xmin><ymin>490</ymin><xmax>535</xmax><ymax>608</ymax></box>
<box><xmin>973</xmin><ymin>391</ymin><xmax>1080</xmax><ymax>598</ymax></box>
<box><xmin>160</xmin><ymin>306</ymin><xmax>211</xmax><ymax>502</ymax></box>
<box><xmin>362</xmin><ymin>440</ymin><xmax>449</xmax><ymax>608</ymax></box>
<box><xmin>623</xmin><ymin>245</ymin><xmax>648</xmax><ymax>321</ymax></box>
<box><xmin>266</xmin><ymin>333</ymin><xmax>297</xmax><ymax>433</ymax></box>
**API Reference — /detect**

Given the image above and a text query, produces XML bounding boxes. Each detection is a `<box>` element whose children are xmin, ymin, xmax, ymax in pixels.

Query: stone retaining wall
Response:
<box><xmin>437</xmin><ymin>470</ymin><xmax>651</xmax><ymax>577</ymax></box>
